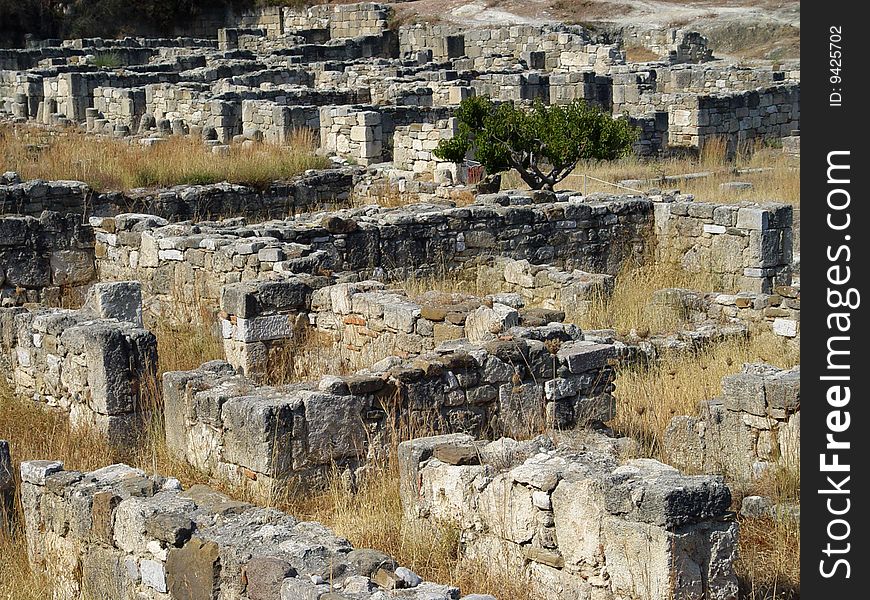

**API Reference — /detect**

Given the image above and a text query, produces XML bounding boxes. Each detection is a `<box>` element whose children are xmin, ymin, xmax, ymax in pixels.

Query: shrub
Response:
<box><xmin>435</xmin><ymin>96</ymin><xmax>637</xmax><ymax>190</ymax></box>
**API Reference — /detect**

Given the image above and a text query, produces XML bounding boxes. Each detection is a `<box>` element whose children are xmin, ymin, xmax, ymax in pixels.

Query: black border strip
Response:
<box><xmin>802</xmin><ymin>5</ymin><xmax>868</xmax><ymax>597</ymax></box>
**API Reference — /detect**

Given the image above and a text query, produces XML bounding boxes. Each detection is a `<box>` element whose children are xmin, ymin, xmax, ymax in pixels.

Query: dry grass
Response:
<box><xmin>0</xmin><ymin>279</ymin><xmax>801</xmax><ymax>598</ymax></box>
<box><xmin>736</xmin><ymin>515</ymin><xmax>800</xmax><ymax>599</ymax></box>
<box><xmin>572</xmin><ymin>257</ymin><xmax>716</xmax><ymax>334</ymax></box>
<box><xmin>264</xmin><ymin>327</ymin><xmax>354</xmax><ymax>384</ymax></box>
<box><xmin>612</xmin><ymin>332</ymin><xmax>799</xmax><ymax>462</ymax></box>
<box><xmin>0</xmin><ymin>124</ymin><xmax>328</xmax><ymax>192</ymax></box>
<box><xmin>624</xmin><ymin>45</ymin><xmax>663</xmax><ymax>62</ymax></box>
<box><xmin>281</xmin><ymin>461</ymin><xmax>538</xmax><ymax>599</ymax></box>
<box><xmin>499</xmin><ymin>138</ymin><xmax>800</xmax><ymax>207</ymax></box>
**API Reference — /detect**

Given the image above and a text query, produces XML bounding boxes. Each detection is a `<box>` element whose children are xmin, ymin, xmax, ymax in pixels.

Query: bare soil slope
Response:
<box><xmin>391</xmin><ymin>0</ymin><xmax>800</xmax><ymax>60</ymax></box>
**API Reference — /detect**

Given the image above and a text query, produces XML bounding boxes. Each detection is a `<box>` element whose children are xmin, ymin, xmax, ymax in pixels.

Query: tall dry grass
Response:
<box><xmin>612</xmin><ymin>332</ymin><xmax>799</xmax><ymax>461</ymax></box>
<box><xmin>280</xmin><ymin>459</ymin><xmax>537</xmax><ymax>598</ymax></box>
<box><xmin>737</xmin><ymin>515</ymin><xmax>800</xmax><ymax>599</ymax></box>
<box><xmin>571</xmin><ymin>258</ymin><xmax>716</xmax><ymax>335</ymax></box>
<box><xmin>0</xmin><ymin>278</ymin><xmax>802</xmax><ymax>598</ymax></box>
<box><xmin>498</xmin><ymin>138</ymin><xmax>799</xmax><ymax>207</ymax></box>
<box><xmin>0</xmin><ymin>124</ymin><xmax>328</xmax><ymax>191</ymax></box>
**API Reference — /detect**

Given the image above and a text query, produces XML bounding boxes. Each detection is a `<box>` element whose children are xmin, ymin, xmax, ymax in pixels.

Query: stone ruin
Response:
<box><xmin>18</xmin><ymin>460</ymin><xmax>464</xmax><ymax>600</ymax></box>
<box><xmin>664</xmin><ymin>363</ymin><xmax>800</xmax><ymax>483</ymax></box>
<box><xmin>0</xmin><ymin>3</ymin><xmax>801</xmax><ymax>599</ymax></box>
<box><xmin>399</xmin><ymin>433</ymin><xmax>737</xmax><ymax>599</ymax></box>
<box><xmin>1</xmin><ymin>2</ymin><xmax>798</xmax><ymax>176</ymax></box>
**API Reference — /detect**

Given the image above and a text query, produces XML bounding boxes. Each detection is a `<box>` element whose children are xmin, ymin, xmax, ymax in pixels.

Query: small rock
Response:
<box><xmin>395</xmin><ymin>566</ymin><xmax>422</xmax><ymax>587</ymax></box>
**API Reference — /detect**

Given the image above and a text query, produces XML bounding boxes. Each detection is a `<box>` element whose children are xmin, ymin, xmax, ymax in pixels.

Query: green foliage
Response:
<box><xmin>93</xmin><ymin>52</ymin><xmax>122</xmax><ymax>68</ymax></box>
<box><xmin>435</xmin><ymin>96</ymin><xmax>638</xmax><ymax>190</ymax></box>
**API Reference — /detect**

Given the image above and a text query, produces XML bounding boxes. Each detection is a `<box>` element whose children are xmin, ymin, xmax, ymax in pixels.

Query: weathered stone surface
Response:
<box><xmin>166</xmin><ymin>538</ymin><xmax>221</xmax><ymax>600</ymax></box>
<box><xmin>245</xmin><ymin>557</ymin><xmax>296</xmax><ymax>600</ymax></box>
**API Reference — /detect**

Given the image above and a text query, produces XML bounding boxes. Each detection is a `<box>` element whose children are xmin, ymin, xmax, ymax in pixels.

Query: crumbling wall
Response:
<box><xmin>93</xmin><ymin>194</ymin><xmax>654</xmax><ymax>318</ymax></box>
<box><xmin>461</xmin><ymin>256</ymin><xmax>614</xmax><ymax>319</ymax></box>
<box><xmin>320</xmin><ymin>105</ymin><xmax>384</xmax><ymax>165</ymax></box>
<box><xmin>19</xmin><ymin>460</ymin><xmax>463</xmax><ymax>600</ymax></box>
<box><xmin>167</xmin><ymin>325</ymin><xmax>616</xmax><ymax>496</ymax></box>
<box><xmin>668</xmin><ymin>84</ymin><xmax>800</xmax><ymax>151</ymax></box>
<box><xmin>0</xmin><ymin>281</ymin><xmax>156</xmax><ymax>448</ymax></box>
<box><xmin>0</xmin><ymin>210</ymin><xmax>95</xmax><ymax>306</ymax></box>
<box><xmin>654</xmin><ymin>199</ymin><xmax>793</xmax><ymax>293</ymax></box>
<box><xmin>399</xmin><ymin>434</ymin><xmax>739</xmax><ymax>600</ymax></box>
<box><xmin>663</xmin><ymin>363</ymin><xmax>800</xmax><ymax>482</ymax></box>
<box><xmin>219</xmin><ymin>271</ymin><xmax>598</xmax><ymax>376</ymax></box>
<box><xmin>392</xmin><ymin>118</ymin><xmax>457</xmax><ymax>175</ymax></box>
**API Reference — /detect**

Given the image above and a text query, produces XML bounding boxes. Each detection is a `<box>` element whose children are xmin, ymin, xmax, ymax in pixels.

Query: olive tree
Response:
<box><xmin>435</xmin><ymin>96</ymin><xmax>637</xmax><ymax>191</ymax></box>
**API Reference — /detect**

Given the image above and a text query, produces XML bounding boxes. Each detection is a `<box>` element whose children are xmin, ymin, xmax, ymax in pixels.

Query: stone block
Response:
<box><xmin>20</xmin><ymin>460</ymin><xmax>64</xmax><ymax>485</ymax></box>
<box><xmin>49</xmin><ymin>250</ymin><xmax>95</xmax><ymax>287</ymax></box>
<box><xmin>86</xmin><ymin>281</ymin><xmax>143</xmax><ymax>327</ymax></box>
<box><xmin>556</xmin><ymin>341</ymin><xmax>614</xmax><ymax>374</ymax></box>
<box><xmin>221</xmin><ymin>396</ymin><xmax>295</xmax><ymax>475</ymax></box>
<box><xmin>166</xmin><ymin>538</ymin><xmax>221</xmax><ymax>600</ymax></box>
<box><xmin>465</xmin><ymin>304</ymin><xmax>519</xmax><ymax>342</ymax></box>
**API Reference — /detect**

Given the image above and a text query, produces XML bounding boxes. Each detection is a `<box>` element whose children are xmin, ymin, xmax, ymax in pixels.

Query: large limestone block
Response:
<box><xmin>477</xmin><ymin>474</ymin><xmax>537</xmax><ymax>544</ymax></box>
<box><xmin>86</xmin><ymin>280</ymin><xmax>143</xmax><ymax>326</ymax></box>
<box><xmin>418</xmin><ymin>460</ymin><xmax>490</xmax><ymax>526</ymax></box>
<box><xmin>166</xmin><ymin>537</ymin><xmax>221</xmax><ymax>600</ymax></box>
<box><xmin>604</xmin><ymin>517</ymin><xmax>739</xmax><ymax>600</ymax></box>
<box><xmin>49</xmin><ymin>250</ymin><xmax>96</xmax><ymax>287</ymax></box>
<box><xmin>551</xmin><ymin>477</ymin><xmax>607</xmax><ymax>568</ymax></box>
<box><xmin>221</xmin><ymin>395</ymin><xmax>296</xmax><ymax>476</ymax></box>
<box><xmin>465</xmin><ymin>303</ymin><xmax>519</xmax><ymax>342</ymax></box>
<box><xmin>300</xmin><ymin>391</ymin><xmax>368</xmax><ymax>466</ymax></box>
<box><xmin>397</xmin><ymin>434</ymin><xmax>476</xmax><ymax>520</ymax></box>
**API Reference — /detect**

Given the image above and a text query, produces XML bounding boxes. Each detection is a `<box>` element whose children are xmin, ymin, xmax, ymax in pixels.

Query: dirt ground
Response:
<box><xmin>390</xmin><ymin>0</ymin><xmax>800</xmax><ymax>60</ymax></box>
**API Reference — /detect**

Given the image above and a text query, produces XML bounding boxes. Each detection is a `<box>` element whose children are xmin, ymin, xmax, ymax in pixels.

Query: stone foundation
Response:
<box><xmin>663</xmin><ymin>363</ymin><xmax>800</xmax><ymax>482</ymax></box>
<box><xmin>0</xmin><ymin>282</ymin><xmax>156</xmax><ymax>449</ymax></box>
<box><xmin>167</xmin><ymin>322</ymin><xmax>616</xmax><ymax>498</ymax></box>
<box><xmin>399</xmin><ymin>433</ymin><xmax>738</xmax><ymax>600</ymax></box>
<box><xmin>19</xmin><ymin>459</ymin><xmax>467</xmax><ymax>600</ymax></box>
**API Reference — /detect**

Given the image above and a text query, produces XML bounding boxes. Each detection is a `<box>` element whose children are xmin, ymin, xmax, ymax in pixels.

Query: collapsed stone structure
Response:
<box><xmin>0</xmin><ymin>281</ymin><xmax>156</xmax><ymax>448</ymax></box>
<box><xmin>0</xmin><ymin>4</ymin><xmax>801</xmax><ymax>598</ymax></box>
<box><xmin>664</xmin><ymin>363</ymin><xmax>800</xmax><ymax>482</ymax></box>
<box><xmin>165</xmin><ymin>320</ymin><xmax>617</xmax><ymax>497</ymax></box>
<box><xmin>399</xmin><ymin>433</ymin><xmax>738</xmax><ymax>599</ymax></box>
<box><xmin>18</xmin><ymin>459</ymin><xmax>469</xmax><ymax>600</ymax></box>
<box><xmin>2</xmin><ymin>2</ymin><xmax>799</xmax><ymax>182</ymax></box>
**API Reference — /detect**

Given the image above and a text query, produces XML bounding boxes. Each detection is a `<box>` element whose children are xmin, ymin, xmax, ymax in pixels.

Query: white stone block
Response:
<box><xmin>140</xmin><ymin>559</ymin><xmax>167</xmax><ymax>593</ymax></box>
<box><xmin>772</xmin><ymin>318</ymin><xmax>798</xmax><ymax>337</ymax></box>
<box><xmin>20</xmin><ymin>460</ymin><xmax>64</xmax><ymax>485</ymax></box>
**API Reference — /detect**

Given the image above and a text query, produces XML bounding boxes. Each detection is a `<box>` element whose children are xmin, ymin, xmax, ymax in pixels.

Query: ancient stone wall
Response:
<box><xmin>648</xmin><ymin>284</ymin><xmax>800</xmax><ymax>340</ymax></box>
<box><xmin>167</xmin><ymin>323</ymin><xmax>616</xmax><ymax>496</ymax></box>
<box><xmin>399</xmin><ymin>433</ymin><xmax>738</xmax><ymax>600</ymax></box>
<box><xmin>3</xmin><ymin>168</ymin><xmax>360</xmax><ymax>220</ymax></box>
<box><xmin>0</xmin><ymin>282</ymin><xmax>156</xmax><ymax>449</ymax></box>
<box><xmin>19</xmin><ymin>460</ymin><xmax>463</xmax><ymax>600</ymax></box>
<box><xmin>320</xmin><ymin>105</ymin><xmax>383</xmax><ymax>165</ymax></box>
<box><xmin>91</xmin><ymin>85</ymin><xmax>147</xmax><ymax>131</ymax></box>
<box><xmin>397</xmin><ymin>23</ymin><xmax>622</xmax><ymax>73</ymax></box>
<box><xmin>654</xmin><ymin>199</ymin><xmax>793</xmax><ymax>292</ymax></box>
<box><xmin>668</xmin><ymin>84</ymin><xmax>800</xmax><ymax>151</ymax></box>
<box><xmin>622</xmin><ymin>27</ymin><xmax>713</xmax><ymax>64</ymax></box>
<box><xmin>392</xmin><ymin>118</ymin><xmax>457</xmax><ymax>175</ymax></box>
<box><xmin>663</xmin><ymin>363</ymin><xmax>800</xmax><ymax>482</ymax></box>
<box><xmin>0</xmin><ymin>210</ymin><xmax>95</xmax><ymax>305</ymax></box>
<box><xmin>218</xmin><ymin>266</ymin><xmax>605</xmax><ymax>377</ymax></box>
<box><xmin>92</xmin><ymin>194</ymin><xmax>654</xmax><ymax>318</ymax></box>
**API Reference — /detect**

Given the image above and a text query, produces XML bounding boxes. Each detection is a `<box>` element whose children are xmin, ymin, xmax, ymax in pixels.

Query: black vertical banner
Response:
<box><xmin>802</xmin><ymin>4</ymin><xmax>868</xmax><ymax>597</ymax></box>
